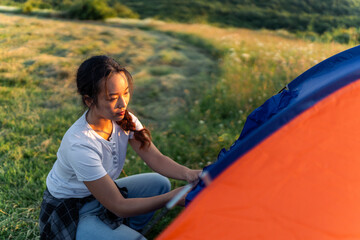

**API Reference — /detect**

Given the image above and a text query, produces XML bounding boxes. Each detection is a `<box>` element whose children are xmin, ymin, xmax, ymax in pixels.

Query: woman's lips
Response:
<box><xmin>117</xmin><ymin>111</ymin><xmax>125</xmax><ymax>116</ymax></box>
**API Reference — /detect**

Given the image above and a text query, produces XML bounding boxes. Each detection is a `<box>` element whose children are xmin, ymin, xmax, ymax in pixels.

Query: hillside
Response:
<box><xmin>118</xmin><ymin>0</ymin><xmax>360</xmax><ymax>33</ymax></box>
<box><xmin>2</xmin><ymin>0</ymin><xmax>360</xmax><ymax>33</ymax></box>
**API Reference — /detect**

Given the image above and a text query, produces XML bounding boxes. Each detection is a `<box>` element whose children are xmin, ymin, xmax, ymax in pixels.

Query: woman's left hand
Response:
<box><xmin>185</xmin><ymin>169</ymin><xmax>202</xmax><ymax>185</ymax></box>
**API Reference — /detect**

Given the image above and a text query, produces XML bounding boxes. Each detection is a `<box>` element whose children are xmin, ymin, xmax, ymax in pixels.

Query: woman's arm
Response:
<box><xmin>84</xmin><ymin>174</ymin><xmax>184</xmax><ymax>218</ymax></box>
<box><xmin>129</xmin><ymin>139</ymin><xmax>201</xmax><ymax>184</ymax></box>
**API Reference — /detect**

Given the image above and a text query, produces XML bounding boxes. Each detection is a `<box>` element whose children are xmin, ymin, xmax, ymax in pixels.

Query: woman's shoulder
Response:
<box><xmin>128</xmin><ymin>111</ymin><xmax>143</xmax><ymax>130</ymax></box>
<box><xmin>65</xmin><ymin>113</ymin><xmax>88</xmax><ymax>134</ymax></box>
<box><xmin>128</xmin><ymin>111</ymin><xmax>138</xmax><ymax>120</ymax></box>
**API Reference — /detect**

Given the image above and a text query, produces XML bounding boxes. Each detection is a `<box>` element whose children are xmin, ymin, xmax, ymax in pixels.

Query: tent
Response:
<box><xmin>157</xmin><ymin>45</ymin><xmax>360</xmax><ymax>239</ymax></box>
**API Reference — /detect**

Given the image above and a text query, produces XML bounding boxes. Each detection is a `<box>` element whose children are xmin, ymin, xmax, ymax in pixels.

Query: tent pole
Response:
<box><xmin>136</xmin><ymin>184</ymin><xmax>194</xmax><ymax>240</ymax></box>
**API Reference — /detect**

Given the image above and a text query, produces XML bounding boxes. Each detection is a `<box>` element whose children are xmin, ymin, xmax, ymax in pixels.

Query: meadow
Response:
<box><xmin>0</xmin><ymin>12</ymin><xmax>352</xmax><ymax>239</ymax></box>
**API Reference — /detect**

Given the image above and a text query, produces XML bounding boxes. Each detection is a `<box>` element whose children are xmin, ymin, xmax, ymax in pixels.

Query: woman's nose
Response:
<box><xmin>117</xmin><ymin>96</ymin><xmax>127</xmax><ymax>108</ymax></box>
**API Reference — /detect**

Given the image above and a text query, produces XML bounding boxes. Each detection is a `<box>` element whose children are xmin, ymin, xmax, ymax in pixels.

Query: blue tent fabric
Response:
<box><xmin>185</xmin><ymin>45</ymin><xmax>360</xmax><ymax>205</ymax></box>
<box><xmin>239</xmin><ymin>88</ymin><xmax>298</xmax><ymax>140</ymax></box>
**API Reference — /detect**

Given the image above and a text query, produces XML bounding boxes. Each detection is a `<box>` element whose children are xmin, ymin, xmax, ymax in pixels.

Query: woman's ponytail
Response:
<box><xmin>117</xmin><ymin>110</ymin><xmax>151</xmax><ymax>149</ymax></box>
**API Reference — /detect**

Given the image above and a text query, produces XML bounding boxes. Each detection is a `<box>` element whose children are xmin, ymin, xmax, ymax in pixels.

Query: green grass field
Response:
<box><xmin>0</xmin><ymin>12</ymin><xmax>352</xmax><ymax>239</ymax></box>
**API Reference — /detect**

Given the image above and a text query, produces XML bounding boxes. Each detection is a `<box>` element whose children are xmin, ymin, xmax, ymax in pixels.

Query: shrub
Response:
<box><xmin>328</xmin><ymin>28</ymin><xmax>360</xmax><ymax>44</ymax></box>
<box><xmin>21</xmin><ymin>0</ymin><xmax>52</xmax><ymax>11</ymax></box>
<box><xmin>298</xmin><ymin>31</ymin><xmax>319</xmax><ymax>42</ymax></box>
<box><xmin>67</xmin><ymin>0</ymin><xmax>116</xmax><ymax>20</ymax></box>
<box><xmin>333</xmin><ymin>32</ymin><xmax>351</xmax><ymax>44</ymax></box>
<box><xmin>113</xmin><ymin>2</ymin><xmax>139</xmax><ymax>19</ymax></box>
<box><xmin>21</xmin><ymin>0</ymin><xmax>33</xmax><ymax>14</ymax></box>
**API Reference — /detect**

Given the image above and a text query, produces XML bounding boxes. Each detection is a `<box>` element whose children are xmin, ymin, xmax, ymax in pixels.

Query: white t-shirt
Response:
<box><xmin>46</xmin><ymin>111</ymin><xmax>143</xmax><ymax>198</ymax></box>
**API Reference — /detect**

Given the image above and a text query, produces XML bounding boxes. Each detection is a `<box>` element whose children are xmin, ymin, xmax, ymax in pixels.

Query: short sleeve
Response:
<box><xmin>66</xmin><ymin>143</ymin><xmax>107</xmax><ymax>181</ymax></box>
<box><xmin>129</xmin><ymin>113</ymin><xmax>144</xmax><ymax>139</ymax></box>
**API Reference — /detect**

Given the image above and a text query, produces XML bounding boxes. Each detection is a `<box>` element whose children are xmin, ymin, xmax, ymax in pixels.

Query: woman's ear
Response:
<box><xmin>83</xmin><ymin>95</ymin><xmax>93</xmax><ymax>108</ymax></box>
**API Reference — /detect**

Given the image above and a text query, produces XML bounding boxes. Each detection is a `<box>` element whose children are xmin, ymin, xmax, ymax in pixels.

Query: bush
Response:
<box><xmin>113</xmin><ymin>2</ymin><xmax>139</xmax><ymax>19</ymax></box>
<box><xmin>328</xmin><ymin>28</ymin><xmax>360</xmax><ymax>44</ymax></box>
<box><xmin>21</xmin><ymin>1</ymin><xmax>33</xmax><ymax>14</ymax></box>
<box><xmin>306</xmin><ymin>32</ymin><xmax>320</xmax><ymax>42</ymax></box>
<box><xmin>21</xmin><ymin>0</ymin><xmax>52</xmax><ymax>11</ymax></box>
<box><xmin>67</xmin><ymin>0</ymin><xmax>116</xmax><ymax>20</ymax></box>
<box><xmin>333</xmin><ymin>32</ymin><xmax>351</xmax><ymax>44</ymax></box>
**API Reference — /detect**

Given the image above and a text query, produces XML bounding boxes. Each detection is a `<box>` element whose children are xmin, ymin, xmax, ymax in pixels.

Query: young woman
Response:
<box><xmin>39</xmin><ymin>55</ymin><xmax>201</xmax><ymax>240</ymax></box>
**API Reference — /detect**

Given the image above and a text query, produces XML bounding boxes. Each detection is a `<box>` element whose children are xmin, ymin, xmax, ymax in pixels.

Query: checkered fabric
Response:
<box><xmin>39</xmin><ymin>188</ymin><xmax>94</xmax><ymax>240</ymax></box>
<box><xmin>39</xmin><ymin>185</ymin><xmax>128</xmax><ymax>239</ymax></box>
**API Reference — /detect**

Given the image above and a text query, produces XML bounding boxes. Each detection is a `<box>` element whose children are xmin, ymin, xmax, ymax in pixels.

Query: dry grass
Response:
<box><xmin>155</xmin><ymin>22</ymin><xmax>350</xmax><ymax>94</ymax></box>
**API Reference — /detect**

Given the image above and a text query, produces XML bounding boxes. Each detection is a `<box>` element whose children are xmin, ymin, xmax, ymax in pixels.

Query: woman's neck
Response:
<box><xmin>86</xmin><ymin>109</ymin><xmax>113</xmax><ymax>140</ymax></box>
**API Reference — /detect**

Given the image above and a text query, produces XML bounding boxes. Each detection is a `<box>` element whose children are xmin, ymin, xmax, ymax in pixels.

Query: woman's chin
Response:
<box><xmin>114</xmin><ymin>115</ymin><xmax>125</xmax><ymax>121</ymax></box>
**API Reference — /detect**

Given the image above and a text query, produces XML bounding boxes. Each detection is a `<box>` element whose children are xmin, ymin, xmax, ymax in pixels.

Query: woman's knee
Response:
<box><xmin>141</xmin><ymin>173</ymin><xmax>171</xmax><ymax>195</ymax></box>
<box><xmin>115</xmin><ymin>173</ymin><xmax>171</xmax><ymax>197</ymax></box>
<box><xmin>153</xmin><ymin>173</ymin><xmax>171</xmax><ymax>194</ymax></box>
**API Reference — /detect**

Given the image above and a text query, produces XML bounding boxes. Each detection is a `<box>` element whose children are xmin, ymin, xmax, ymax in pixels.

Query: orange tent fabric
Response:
<box><xmin>158</xmin><ymin>79</ymin><xmax>360</xmax><ymax>240</ymax></box>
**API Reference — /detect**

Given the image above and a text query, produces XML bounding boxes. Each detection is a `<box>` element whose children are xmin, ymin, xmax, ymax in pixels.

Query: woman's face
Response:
<box><xmin>91</xmin><ymin>72</ymin><xmax>130</xmax><ymax>122</ymax></box>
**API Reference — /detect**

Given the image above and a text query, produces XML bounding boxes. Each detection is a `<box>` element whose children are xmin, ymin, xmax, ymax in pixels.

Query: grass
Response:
<box><xmin>0</xmin><ymin>13</ymin><xmax>354</xmax><ymax>240</ymax></box>
<box><xmin>0</xmin><ymin>13</ymin><xmax>215</xmax><ymax>239</ymax></box>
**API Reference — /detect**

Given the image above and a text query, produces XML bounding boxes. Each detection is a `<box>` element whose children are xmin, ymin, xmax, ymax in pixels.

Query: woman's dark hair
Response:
<box><xmin>76</xmin><ymin>55</ymin><xmax>151</xmax><ymax>149</ymax></box>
